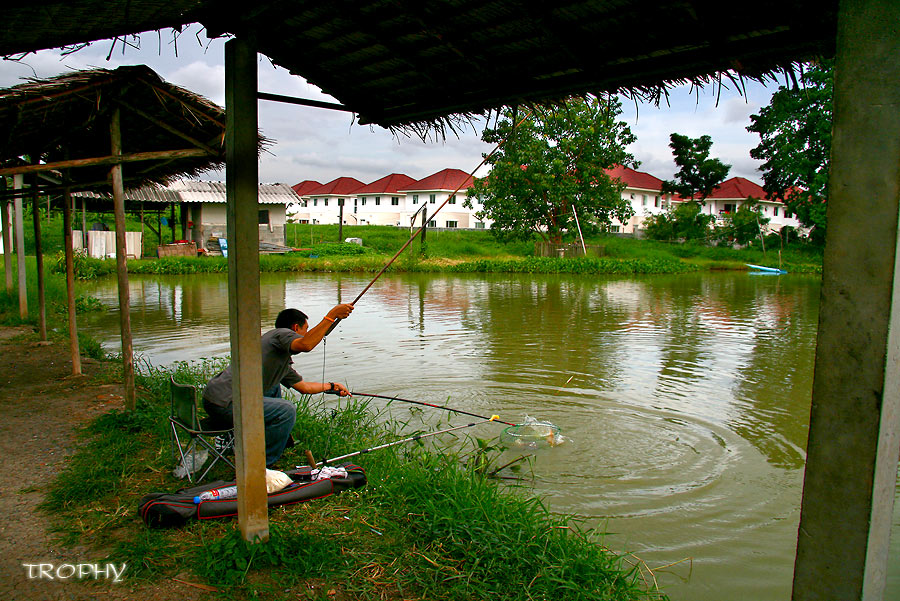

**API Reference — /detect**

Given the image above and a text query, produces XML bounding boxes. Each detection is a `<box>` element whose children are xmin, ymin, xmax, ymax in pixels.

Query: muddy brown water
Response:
<box><xmin>76</xmin><ymin>271</ymin><xmax>900</xmax><ymax>600</ymax></box>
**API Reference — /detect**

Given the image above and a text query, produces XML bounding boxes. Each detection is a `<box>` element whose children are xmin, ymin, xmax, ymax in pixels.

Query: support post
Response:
<box><xmin>2</xmin><ymin>184</ymin><xmax>12</xmax><ymax>294</ymax></box>
<box><xmin>63</xmin><ymin>182</ymin><xmax>81</xmax><ymax>375</ymax></box>
<box><xmin>338</xmin><ymin>200</ymin><xmax>344</xmax><ymax>241</ymax></box>
<box><xmin>792</xmin><ymin>1</ymin><xmax>900</xmax><ymax>599</ymax></box>
<box><xmin>420</xmin><ymin>206</ymin><xmax>427</xmax><ymax>251</ymax></box>
<box><xmin>14</xmin><ymin>174</ymin><xmax>26</xmax><ymax>319</ymax></box>
<box><xmin>225</xmin><ymin>36</ymin><xmax>269</xmax><ymax>542</ymax></box>
<box><xmin>81</xmin><ymin>196</ymin><xmax>87</xmax><ymax>249</ymax></box>
<box><xmin>30</xmin><ymin>175</ymin><xmax>46</xmax><ymax>341</ymax></box>
<box><xmin>109</xmin><ymin>107</ymin><xmax>136</xmax><ymax>410</ymax></box>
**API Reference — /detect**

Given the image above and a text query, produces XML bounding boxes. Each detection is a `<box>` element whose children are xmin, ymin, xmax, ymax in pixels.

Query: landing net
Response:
<box><xmin>501</xmin><ymin>415</ymin><xmax>566</xmax><ymax>449</ymax></box>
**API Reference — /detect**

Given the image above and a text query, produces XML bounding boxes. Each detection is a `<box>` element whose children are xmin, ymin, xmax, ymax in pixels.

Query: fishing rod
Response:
<box><xmin>323</xmin><ymin>111</ymin><xmax>533</xmax><ymax>337</ymax></box>
<box><xmin>314</xmin><ymin>417</ymin><xmax>498</xmax><ymax>467</ymax></box>
<box><xmin>328</xmin><ymin>389</ymin><xmax>515</xmax><ymax>426</ymax></box>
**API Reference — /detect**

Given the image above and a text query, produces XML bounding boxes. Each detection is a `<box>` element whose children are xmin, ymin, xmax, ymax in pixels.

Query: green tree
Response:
<box><xmin>661</xmin><ymin>133</ymin><xmax>731</xmax><ymax>204</ymax></box>
<box><xmin>465</xmin><ymin>97</ymin><xmax>636</xmax><ymax>243</ymax></box>
<box><xmin>721</xmin><ymin>198</ymin><xmax>771</xmax><ymax>245</ymax></box>
<box><xmin>747</xmin><ymin>61</ymin><xmax>833</xmax><ymax>244</ymax></box>
<box><xmin>643</xmin><ymin>201</ymin><xmax>715</xmax><ymax>242</ymax></box>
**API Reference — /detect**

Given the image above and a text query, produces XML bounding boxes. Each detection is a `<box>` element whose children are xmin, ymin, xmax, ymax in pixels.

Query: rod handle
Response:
<box><xmin>305</xmin><ymin>450</ymin><xmax>317</xmax><ymax>468</ymax></box>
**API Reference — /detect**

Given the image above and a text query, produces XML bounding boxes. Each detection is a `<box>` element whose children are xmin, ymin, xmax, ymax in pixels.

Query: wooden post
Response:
<box><xmin>170</xmin><ymin>202</ymin><xmax>176</xmax><ymax>242</ymax></box>
<box><xmin>140</xmin><ymin>202</ymin><xmax>145</xmax><ymax>258</ymax></box>
<box><xmin>109</xmin><ymin>107</ymin><xmax>136</xmax><ymax>411</ymax></box>
<box><xmin>1</xmin><ymin>184</ymin><xmax>12</xmax><ymax>294</ymax></box>
<box><xmin>225</xmin><ymin>36</ymin><xmax>269</xmax><ymax>543</ymax></box>
<box><xmin>81</xmin><ymin>195</ymin><xmax>87</xmax><ymax>250</ymax></box>
<box><xmin>30</xmin><ymin>175</ymin><xmax>46</xmax><ymax>341</ymax></box>
<box><xmin>14</xmin><ymin>174</ymin><xmax>26</xmax><ymax>319</ymax></box>
<box><xmin>338</xmin><ymin>200</ymin><xmax>344</xmax><ymax>241</ymax></box>
<box><xmin>63</xmin><ymin>183</ymin><xmax>81</xmax><ymax>375</ymax></box>
<box><xmin>420</xmin><ymin>205</ymin><xmax>427</xmax><ymax>251</ymax></box>
<box><xmin>792</xmin><ymin>1</ymin><xmax>900</xmax><ymax>599</ymax></box>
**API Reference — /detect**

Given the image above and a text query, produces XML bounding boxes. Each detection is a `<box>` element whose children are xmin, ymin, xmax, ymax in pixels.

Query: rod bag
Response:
<box><xmin>138</xmin><ymin>463</ymin><xmax>366</xmax><ymax>528</ymax></box>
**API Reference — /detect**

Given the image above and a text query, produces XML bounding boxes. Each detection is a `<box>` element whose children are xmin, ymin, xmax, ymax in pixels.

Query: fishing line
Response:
<box><xmin>334</xmin><ymin>390</ymin><xmax>515</xmax><ymax>426</ymax></box>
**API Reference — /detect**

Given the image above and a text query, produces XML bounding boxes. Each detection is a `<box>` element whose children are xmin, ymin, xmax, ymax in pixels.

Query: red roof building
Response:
<box><xmin>605</xmin><ymin>165</ymin><xmax>665</xmax><ymax>192</ymax></box>
<box><xmin>291</xmin><ymin>180</ymin><xmax>322</xmax><ymax>196</ymax></box>
<box><xmin>355</xmin><ymin>173</ymin><xmax>417</xmax><ymax>195</ymax></box>
<box><xmin>401</xmin><ymin>168</ymin><xmax>474</xmax><ymax>192</ymax></box>
<box><xmin>306</xmin><ymin>177</ymin><xmax>365</xmax><ymax>196</ymax></box>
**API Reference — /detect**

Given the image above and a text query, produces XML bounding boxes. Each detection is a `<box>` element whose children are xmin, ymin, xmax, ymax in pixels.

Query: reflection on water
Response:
<box><xmin>77</xmin><ymin>271</ymin><xmax>897</xmax><ymax>600</ymax></box>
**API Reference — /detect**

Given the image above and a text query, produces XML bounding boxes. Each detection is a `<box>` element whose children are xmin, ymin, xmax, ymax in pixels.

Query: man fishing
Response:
<box><xmin>202</xmin><ymin>304</ymin><xmax>354</xmax><ymax>468</ymax></box>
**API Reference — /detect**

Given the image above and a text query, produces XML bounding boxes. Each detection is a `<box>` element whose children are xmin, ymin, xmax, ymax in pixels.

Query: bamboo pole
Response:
<box><xmin>30</xmin><ymin>175</ymin><xmax>47</xmax><ymax>341</ymax></box>
<box><xmin>0</xmin><ymin>148</ymin><xmax>211</xmax><ymax>177</ymax></box>
<box><xmin>225</xmin><ymin>36</ymin><xmax>269</xmax><ymax>543</ymax></box>
<box><xmin>81</xmin><ymin>195</ymin><xmax>87</xmax><ymax>250</ymax></box>
<box><xmin>14</xmin><ymin>174</ymin><xmax>26</xmax><ymax>319</ymax></box>
<box><xmin>63</xmin><ymin>182</ymin><xmax>82</xmax><ymax>375</ymax></box>
<box><xmin>109</xmin><ymin>107</ymin><xmax>136</xmax><ymax>411</ymax></box>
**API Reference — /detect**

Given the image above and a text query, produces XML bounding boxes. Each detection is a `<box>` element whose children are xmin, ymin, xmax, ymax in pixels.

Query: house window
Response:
<box><xmin>774</xmin><ymin>206</ymin><xmax>779</xmax><ymax>216</ymax></box>
<box><xmin>429</xmin><ymin>194</ymin><xmax>436</xmax><ymax>204</ymax></box>
<box><xmin>313</xmin><ymin>199</ymin><xmax>317</xmax><ymax>207</ymax></box>
<box><xmin>361</xmin><ymin>198</ymin><xmax>366</xmax><ymax>206</ymax></box>
<box><xmin>654</xmin><ymin>196</ymin><xmax>660</xmax><ymax>208</ymax></box>
<box><xmin>301</xmin><ymin>200</ymin><xmax>307</xmax><ymax>207</ymax></box>
<box><xmin>610</xmin><ymin>225</ymin><xmax>620</xmax><ymax>233</ymax></box>
<box><xmin>446</xmin><ymin>220</ymin><xmax>458</xmax><ymax>228</ymax></box>
<box><xmin>475</xmin><ymin>222</ymin><xmax>485</xmax><ymax>229</ymax></box>
<box><xmin>324</xmin><ymin>199</ymin><xmax>329</xmax><ymax>206</ymax></box>
<box><xmin>786</xmin><ymin>210</ymin><xmax>793</xmax><ymax>219</ymax></box>
<box><xmin>299</xmin><ymin>219</ymin><xmax>309</xmax><ymax>224</ymax></box>
<box><xmin>258</xmin><ymin>209</ymin><xmax>270</xmax><ymax>224</ymax></box>
<box><xmin>391</xmin><ymin>197</ymin><xmax>399</xmax><ymax>206</ymax></box>
<box><xmin>375</xmin><ymin>197</ymin><xmax>380</xmax><ymax>206</ymax></box>
<box><xmin>412</xmin><ymin>194</ymin><xmax>419</xmax><ymax>204</ymax></box>
<box><xmin>338</xmin><ymin>198</ymin><xmax>344</xmax><ymax>206</ymax></box>
<box><xmin>428</xmin><ymin>219</ymin><xmax>436</xmax><ymax>227</ymax></box>
<box><xmin>642</xmin><ymin>194</ymin><xmax>647</xmax><ymax>206</ymax></box>
<box><xmin>449</xmin><ymin>195</ymin><xmax>456</xmax><ymax>204</ymax></box>
<box><xmin>723</xmin><ymin>203</ymin><xmax>737</xmax><ymax>214</ymax></box>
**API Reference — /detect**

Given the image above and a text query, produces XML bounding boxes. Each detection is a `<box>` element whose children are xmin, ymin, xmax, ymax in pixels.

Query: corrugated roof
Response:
<box><xmin>73</xmin><ymin>180</ymin><xmax>297</xmax><ymax>204</ymax></box>
<box><xmin>355</xmin><ymin>173</ymin><xmax>417</xmax><ymax>195</ymax></box>
<box><xmin>307</xmin><ymin>177</ymin><xmax>365</xmax><ymax>196</ymax></box>
<box><xmin>400</xmin><ymin>168</ymin><xmax>473</xmax><ymax>192</ymax></box>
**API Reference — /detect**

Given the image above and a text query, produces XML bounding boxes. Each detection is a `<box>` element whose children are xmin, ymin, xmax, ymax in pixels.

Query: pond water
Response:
<box><xmin>76</xmin><ymin>271</ymin><xmax>900</xmax><ymax>600</ymax></box>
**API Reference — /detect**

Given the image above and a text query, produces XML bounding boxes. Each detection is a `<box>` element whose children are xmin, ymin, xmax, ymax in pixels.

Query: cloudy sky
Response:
<box><xmin>0</xmin><ymin>25</ymin><xmax>784</xmax><ymax>187</ymax></box>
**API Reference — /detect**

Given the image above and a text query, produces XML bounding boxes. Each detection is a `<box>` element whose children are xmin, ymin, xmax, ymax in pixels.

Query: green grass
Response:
<box><xmin>39</xmin><ymin>361</ymin><xmax>665</xmax><ymax>600</ymax></box>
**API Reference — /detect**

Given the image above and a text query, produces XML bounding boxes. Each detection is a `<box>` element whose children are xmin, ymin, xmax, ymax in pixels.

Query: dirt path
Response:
<box><xmin>0</xmin><ymin>326</ymin><xmax>208</xmax><ymax>600</ymax></box>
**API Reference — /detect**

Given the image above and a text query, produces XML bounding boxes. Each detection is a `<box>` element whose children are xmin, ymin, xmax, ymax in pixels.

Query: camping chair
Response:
<box><xmin>169</xmin><ymin>375</ymin><xmax>235</xmax><ymax>483</ymax></box>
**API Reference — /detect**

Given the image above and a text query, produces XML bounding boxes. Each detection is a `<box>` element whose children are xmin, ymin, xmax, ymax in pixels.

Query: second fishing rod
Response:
<box><xmin>326</xmin><ymin>389</ymin><xmax>515</xmax><ymax>426</ymax></box>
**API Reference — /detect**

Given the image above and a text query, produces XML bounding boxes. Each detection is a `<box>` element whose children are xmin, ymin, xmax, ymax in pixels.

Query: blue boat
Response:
<box><xmin>746</xmin><ymin>263</ymin><xmax>787</xmax><ymax>275</ymax></box>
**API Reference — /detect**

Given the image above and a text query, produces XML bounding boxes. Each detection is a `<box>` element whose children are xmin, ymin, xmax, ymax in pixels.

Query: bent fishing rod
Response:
<box><xmin>327</xmin><ymin>389</ymin><xmax>515</xmax><ymax>426</ymax></box>
<box><xmin>323</xmin><ymin>111</ymin><xmax>532</xmax><ymax>337</ymax></box>
<box><xmin>312</xmin><ymin>417</ymin><xmax>499</xmax><ymax>468</ymax></box>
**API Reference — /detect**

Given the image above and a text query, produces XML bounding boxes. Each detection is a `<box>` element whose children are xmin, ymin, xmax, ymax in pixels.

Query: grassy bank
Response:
<box><xmin>42</xmin><ymin>360</ymin><xmax>665</xmax><ymax>600</ymax></box>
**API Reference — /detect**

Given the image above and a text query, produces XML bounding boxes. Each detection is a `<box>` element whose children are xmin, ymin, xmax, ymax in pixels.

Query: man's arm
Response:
<box><xmin>292</xmin><ymin>380</ymin><xmax>351</xmax><ymax>396</ymax></box>
<box><xmin>290</xmin><ymin>303</ymin><xmax>354</xmax><ymax>353</ymax></box>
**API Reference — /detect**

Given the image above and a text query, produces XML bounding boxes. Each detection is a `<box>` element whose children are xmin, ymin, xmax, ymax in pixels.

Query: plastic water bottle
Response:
<box><xmin>193</xmin><ymin>485</ymin><xmax>237</xmax><ymax>504</ymax></box>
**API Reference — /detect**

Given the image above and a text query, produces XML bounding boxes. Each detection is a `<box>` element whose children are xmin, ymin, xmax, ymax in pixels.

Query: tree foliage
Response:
<box><xmin>642</xmin><ymin>201</ymin><xmax>715</xmax><ymax>242</ymax></box>
<box><xmin>747</xmin><ymin>61</ymin><xmax>833</xmax><ymax>243</ymax></box>
<box><xmin>718</xmin><ymin>198</ymin><xmax>771</xmax><ymax>246</ymax></box>
<box><xmin>660</xmin><ymin>133</ymin><xmax>731</xmax><ymax>203</ymax></box>
<box><xmin>465</xmin><ymin>97</ymin><xmax>636</xmax><ymax>243</ymax></box>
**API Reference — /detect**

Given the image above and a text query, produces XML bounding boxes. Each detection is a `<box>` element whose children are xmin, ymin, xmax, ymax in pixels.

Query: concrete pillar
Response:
<box><xmin>225</xmin><ymin>36</ymin><xmax>269</xmax><ymax>542</ymax></box>
<box><xmin>792</xmin><ymin>1</ymin><xmax>900</xmax><ymax>599</ymax></box>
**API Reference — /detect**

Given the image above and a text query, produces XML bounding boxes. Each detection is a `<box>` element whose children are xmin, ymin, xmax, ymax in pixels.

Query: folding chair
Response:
<box><xmin>169</xmin><ymin>375</ymin><xmax>235</xmax><ymax>483</ymax></box>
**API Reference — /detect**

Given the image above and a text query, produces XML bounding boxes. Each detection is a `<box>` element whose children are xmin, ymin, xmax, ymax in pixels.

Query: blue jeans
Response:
<box><xmin>206</xmin><ymin>387</ymin><xmax>296</xmax><ymax>467</ymax></box>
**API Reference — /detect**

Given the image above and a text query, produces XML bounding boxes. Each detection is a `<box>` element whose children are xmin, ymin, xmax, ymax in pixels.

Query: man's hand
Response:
<box><xmin>327</xmin><ymin>304</ymin><xmax>354</xmax><ymax>321</ymax></box>
<box><xmin>332</xmin><ymin>382</ymin><xmax>351</xmax><ymax>397</ymax></box>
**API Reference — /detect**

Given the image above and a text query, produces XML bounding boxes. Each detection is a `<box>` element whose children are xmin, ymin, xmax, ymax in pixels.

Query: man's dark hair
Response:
<box><xmin>275</xmin><ymin>308</ymin><xmax>308</xmax><ymax>330</ymax></box>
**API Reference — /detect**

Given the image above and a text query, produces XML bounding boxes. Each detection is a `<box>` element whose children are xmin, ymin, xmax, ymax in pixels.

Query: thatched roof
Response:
<box><xmin>0</xmin><ymin>65</ymin><xmax>226</xmax><ymax>190</ymax></box>
<box><xmin>1</xmin><ymin>1</ymin><xmax>838</xmax><ymax>133</ymax></box>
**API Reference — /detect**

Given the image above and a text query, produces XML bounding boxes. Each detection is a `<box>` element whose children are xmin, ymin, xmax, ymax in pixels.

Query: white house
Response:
<box><xmin>606</xmin><ymin>165</ymin><xmax>674</xmax><ymax>234</ymax></box>
<box><xmin>674</xmin><ymin>177</ymin><xmax>803</xmax><ymax>233</ymax></box>
<box><xmin>296</xmin><ymin>177</ymin><xmax>365</xmax><ymax>225</ymax></box>
<box><xmin>398</xmin><ymin>168</ymin><xmax>487</xmax><ymax>229</ymax></box>
<box><xmin>352</xmin><ymin>173</ymin><xmax>417</xmax><ymax>225</ymax></box>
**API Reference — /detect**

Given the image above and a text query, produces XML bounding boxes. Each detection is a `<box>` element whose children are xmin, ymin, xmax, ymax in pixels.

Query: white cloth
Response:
<box><xmin>311</xmin><ymin>466</ymin><xmax>348</xmax><ymax>481</ymax></box>
<box><xmin>265</xmin><ymin>468</ymin><xmax>293</xmax><ymax>493</ymax></box>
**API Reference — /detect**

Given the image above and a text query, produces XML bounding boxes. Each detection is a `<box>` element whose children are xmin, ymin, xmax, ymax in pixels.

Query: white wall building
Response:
<box><xmin>674</xmin><ymin>177</ymin><xmax>803</xmax><ymax>233</ymax></box>
<box><xmin>606</xmin><ymin>165</ymin><xmax>674</xmax><ymax>234</ymax></box>
<box><xmin>296</xmin><ymin>177</ymin><xmax>365</xmax><ymax>225</ymax></box>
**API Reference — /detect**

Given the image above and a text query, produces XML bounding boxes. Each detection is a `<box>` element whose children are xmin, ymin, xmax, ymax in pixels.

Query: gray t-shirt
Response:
<box><xmin>202</xmin><ymin>328</ymin><xmax>303</xmax><ymax>408</ymax></box>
